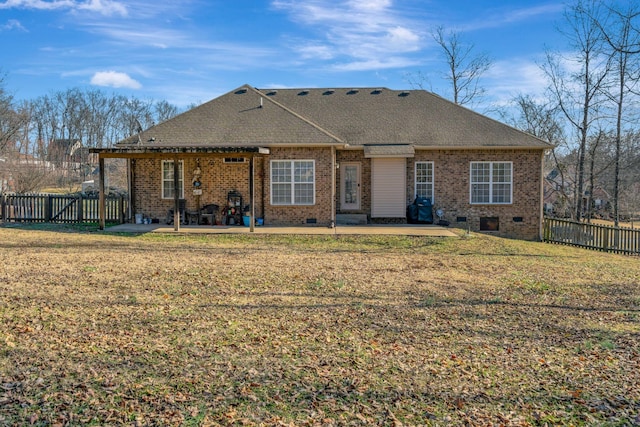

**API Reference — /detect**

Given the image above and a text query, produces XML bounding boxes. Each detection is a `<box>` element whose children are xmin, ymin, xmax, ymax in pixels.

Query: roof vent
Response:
<box><xmin>235</xmin><ymin>88</ymin><xmax>247</xmax><ymax>95</ymax></box>
<box><xmin>347</xmin><ymin>89</ymin><xmax>359</xmax><ymax>95</ymax></box>
<box><xmin>322</xmin><ymin>89</ymin><xmax>335</xmax><ymax>95</ymax></box>
<box><xmin>298</xmin><ymin>90</ymin><xmax>310</xmax><ymax>96</ymax></box>
<box><xmin>398</xmin><ymin>91</ymin><xmax>410</xmax><ymax>97</ymax></box>
<box><xmin>266</xmin><ymin>90</ymin><xmax>278</xmax><ymax>96</ymax></box>
<box><xmin>371</xmin><ymin>89</ymin><xmax>383</xmax><ymax>95</ymax></box>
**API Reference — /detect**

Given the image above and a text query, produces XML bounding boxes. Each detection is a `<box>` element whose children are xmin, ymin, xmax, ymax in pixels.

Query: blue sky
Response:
<box><xmin>0</xmin><ymin>0</ymin><xmax>568</xmax><ymax>111</ymax></box>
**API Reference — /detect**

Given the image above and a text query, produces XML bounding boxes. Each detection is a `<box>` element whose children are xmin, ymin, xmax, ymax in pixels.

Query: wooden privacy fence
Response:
<box><xmin>543</xmin><ymin>217</ymin><xmax>640</xmax><ymax>255</ymax></box>
<box><xmin>0</xmin><ymin>193</ymin><xmax>128</xmax><ymax>224</ymax></box>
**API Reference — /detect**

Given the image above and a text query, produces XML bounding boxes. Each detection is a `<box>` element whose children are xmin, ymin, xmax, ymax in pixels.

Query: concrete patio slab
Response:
<box><xmin>105</xmin><ymin>223</ymin><xmax>458</xmax><ymax>237</ymax></box>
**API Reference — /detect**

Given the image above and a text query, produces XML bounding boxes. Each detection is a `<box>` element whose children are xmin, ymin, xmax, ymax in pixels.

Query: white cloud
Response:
<box><xmin>502</xmin><ymin>4</ymin><xmax>564</xmax><ymax>23</ymax></box>
<box><xmin>347</xmin><ymin>0</ymin><xmax>391</xmax><ymax>11</ymax></box>
<box><xmin>1</xmin><ymin>19</ymin><xmax>27</xmax><ymax>31</ymax></box>
<box><xmin>272</xmin><ymin>0</ymin><xmax>424</xmax><ymax>70</ymax></box>
<box><xmin>295</xmin><ymin>43</ymin><xmax>335</xmax><ymax>60</ymax></box>
<box><xmin>90</xmin><ymin>71</ymin><xmax>141</xmax><ymax>89</ymax></box>
<box><xmin>463</xmin><ymin>4</ymin><xmax>564</xmax><ymax>32</ymax></box>
<box><xmin>484</xmin><ymin>58</ymin><xmax>548</xmax><ymax>106</ymax></box>
<box><xmin>82</xmin><ymin>23</ymin><xmax>187</xmax><ymax>48</ymax></box>
<box><xmin>75</xmin><ymin>0</ymin><xmax>127</xmax><ymax>17</ymax></box>
<box><xmin>332</xmin><ymin>57</ymin><xmax>420</xmax><ymax>72</ymax></box>
<box><xmin>0</xmin><ymin>0</ymin><xmax>127</xmax><ymax>17</ymax></box>
<box><xmin>386</xmin><ymin>26</ymin><xmax>420</xmax><ymax>50</ymax></box>
<box><xmin>0</xmin><ymin>0</ymin><xmax>72</xmax><ymax>11</ymax></box>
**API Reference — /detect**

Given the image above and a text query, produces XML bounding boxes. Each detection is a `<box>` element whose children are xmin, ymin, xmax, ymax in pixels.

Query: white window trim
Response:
<box><xmin>161</xmin><ymin>160</ymin><xmax>184</xmax><ymax>200</ymax></box>
<box><xmin>270</xmin><ymin>159</ymin><xmax>316</xmax><ymax>206</ymax></box>
<box><xmin>469</xmin><ymin>161</ymin><xmax>513</xmax><ymax>205</ymax></box>
<box><xmin>414</xmin><ymin>161</ymin><xmax>434</xmax><ymax>203</ymax></box>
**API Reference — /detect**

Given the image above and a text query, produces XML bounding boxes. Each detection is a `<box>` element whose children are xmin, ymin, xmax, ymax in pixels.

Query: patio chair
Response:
<box><xmin>166</xmin><ymin>199</ymin><xmax>186</xmax><ymax>225</ymax></box>
<box><xmin>199</xmin><ymin>203</ymin><xmax>219</xmax><ymax>225</ymax></box>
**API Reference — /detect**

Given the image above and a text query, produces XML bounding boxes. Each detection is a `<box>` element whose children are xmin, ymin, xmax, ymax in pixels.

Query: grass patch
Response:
<box><xmin>0</xmin><ymin>228</ymin><xmax>638</xmax><ymax>426</ymax></box>
<box><xmin>0</xmin><ymin>221</ymin><xmax>118</xmax><ymax>233</ymax></box>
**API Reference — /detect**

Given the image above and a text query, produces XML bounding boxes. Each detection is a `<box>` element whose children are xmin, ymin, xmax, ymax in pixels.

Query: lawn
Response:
<box><xmin>0</xmin><ymin>226</ymin><xmax>638</xmax><ymax>426</ymax></box>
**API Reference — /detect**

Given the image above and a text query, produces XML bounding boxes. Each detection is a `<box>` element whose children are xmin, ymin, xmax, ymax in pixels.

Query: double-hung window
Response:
<box><xmin>470</xmin><ymin>161</ymin><xmax>512</xmax><ymax>204</ymax></box>
<box><xmin>271</xmin><ymin>160</ymin><xmax>315</xmax><ymax>205</ymax></box>
<box><xmin>415</xmin><ymin>161</ymin><xmax>434</xmax><ymax>202</ymax></box>
<box><xmin>161</xmin><ymin>160</ymin><xmax>184</xmax><ymax>199</ymax></box>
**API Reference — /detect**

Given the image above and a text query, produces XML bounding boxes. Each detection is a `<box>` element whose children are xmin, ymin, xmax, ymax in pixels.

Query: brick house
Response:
<box><xmin>93</xmin><ymin>85</ymin><xmax>553</xmax><ymax>240</ymax></box>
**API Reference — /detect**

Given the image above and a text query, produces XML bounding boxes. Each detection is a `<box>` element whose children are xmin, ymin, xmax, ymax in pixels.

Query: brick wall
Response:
<box><xmin>409</xmin><ymin>149</ymin><xmax>543</xmax><ymax>240</ymax></box>
<box><xmin>335</xmin><ymin>148</ymin><xmax>543</xmax><ymax>240</ymax></box>
<box><xmin>131</xmin><ymin>155</ymin><xmax>264</xmax><ymax>224</ymax></box>
<box><xmin>263</xmin><ymin>147</ymin><xmax>334</xmax><ymax>226</ymax></box>
<box><xmin>129</xmin><ymin>147</ymin><xmax>544</xmax><ymax>239</ymax></box>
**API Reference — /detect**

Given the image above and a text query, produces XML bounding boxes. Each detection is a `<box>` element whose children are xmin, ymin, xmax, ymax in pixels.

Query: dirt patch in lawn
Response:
<box><xmin>1</xmin><ymin>228</ymin><xmax>639</xmax><ymax>426</ymax></box>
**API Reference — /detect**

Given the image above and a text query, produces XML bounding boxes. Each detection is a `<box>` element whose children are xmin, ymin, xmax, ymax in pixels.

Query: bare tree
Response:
<box><xmin>431</xmin><ymin>26</ymin><xmax>492</xmax><ymax>106</ymax></box>
<box><xmin>596</xmin><ymin>3</ymin><xmax>640</xmax><ymax>226</ymax></box>
<box><xmin>584</xmin><ymin>130</ymin><xmax>612</xmax><ymax>221</ymax></box>
<box><xmin>154</xmin><ymin>100</ymin><xmax>179</xmax><ymax>125</ymax></box>
<box><xmin>509</xmin><ymin>94</ymin><xmax>566</xmax><ymax>143</ymax></box>
<box><xmin>0</xmin><ymin>74</ymin><xmax>28</xmax><ymax>155</ymax></box>
<box><xmin>541</xmin><ymin>0</ymin><xmax>611</xmax><ymax>221</ymax></box>
<box><xmin>5</xmin><ymin>85</ymin><xmax>181</xmax><ymax>194</ymax></box>
<box><xmin>506</xmin><ymin>94</ymin><xmax>572</xmax><ymax>216</ymax></box>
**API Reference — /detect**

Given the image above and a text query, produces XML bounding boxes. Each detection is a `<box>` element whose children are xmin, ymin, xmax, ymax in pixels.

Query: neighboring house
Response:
<box><xmin>585</xmin><ymin>186</ymin><xmax>612</xmax><ymax>218</ymax></box>
<box><xmin>543</xmin><ymin>168</ymin><xmax>612</xmax><ymax>219</ymax></box>
<box><xmin>92</xmin><ymin>85</ymin><xmax>553</xmax><ymax>240</ymax></box>
<box><xmin>544</xmin><ymin>169</ymin><xmax>572</xmax><ymax>217</ymax></box>
<box><xmin>48</xmin><ymin>138</ymin><xmax>83</xmax><ymax>173</ymax></box>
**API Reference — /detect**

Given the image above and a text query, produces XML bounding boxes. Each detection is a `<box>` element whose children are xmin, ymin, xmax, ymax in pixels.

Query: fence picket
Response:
<box><xmin>544</xmin><ymin>217</ymin><xmax>639</xmax><ymax>256</ymax></box>
<box><xmin>0</xmin><ymin>193</ymin><xmax>128</xmax><ymax>225</ymax></box>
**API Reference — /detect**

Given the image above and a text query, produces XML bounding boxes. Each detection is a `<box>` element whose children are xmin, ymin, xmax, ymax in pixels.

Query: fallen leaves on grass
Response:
<box><xmin>0</xmin><ymin>228</ymin><xmax>639</xmax><ymax>426</ymax></box>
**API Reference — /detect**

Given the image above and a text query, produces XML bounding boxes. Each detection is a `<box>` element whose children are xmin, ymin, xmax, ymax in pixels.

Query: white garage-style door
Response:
<box><xmin>371</xmin><ymin>157</ymin><xmax>407</xmax><ymax>218</ymax></box>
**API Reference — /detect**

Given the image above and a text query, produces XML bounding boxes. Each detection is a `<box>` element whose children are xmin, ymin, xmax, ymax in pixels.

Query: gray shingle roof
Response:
<box><xmin>118</xmin><ymin>84</ymin><xmax>552</xmax><ymax>150</ymax></box>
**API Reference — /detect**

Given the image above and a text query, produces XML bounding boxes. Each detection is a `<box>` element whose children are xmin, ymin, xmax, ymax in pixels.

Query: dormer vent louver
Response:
<box><xmin>235</xmin><ymin>88</ymin><xmax>247</xmax><ymax>95</ymax></box>
<box><xmin>266</xmin><ymin>90</ymin><xmax>278</xmax><ymax>96</ymax></box>
<box><xmin>298</xmin><ymin>90</ymin><xmax>310</xmax><ymax>96</ymax></box>
<box><xmin>323</xmin><ymin>89</ymin><xmax>335</xmax><ymax>95</ymax></box>
<box><xmin>398</xmin><ymin>91</ymin><xmax>410</xmax><ymax>97</ymax></box>
<box><xmin>347</xmin><ymin>89</ymin><xmax>359</xmax><ymax>95</ymax></box>
<box><xmin>371</xmin><ymin>89</ymin><xmax>383</xmax><ymax>95</ymax></box>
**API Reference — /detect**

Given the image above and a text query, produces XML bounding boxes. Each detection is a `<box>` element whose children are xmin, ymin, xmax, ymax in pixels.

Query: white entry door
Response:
<box><xmin>341</xmin><ymin>163</ymin><xmax>361</xmax><ymax>210</ymax></box>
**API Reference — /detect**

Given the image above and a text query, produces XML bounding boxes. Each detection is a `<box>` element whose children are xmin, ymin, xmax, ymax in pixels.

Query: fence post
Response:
<box><xmin>44</xmin><ymin>195</ymin><xmax>51</xmax><ymax>222</ymax></box>
<box><xmin>78</xmin><ymin>194</ymin><xmax>84</xmax><ymax>223</ymax></box>
<box><xmin>119</xmin><ymin>195</ymin><xmax>125</xmax><ymax>224</ymax></box>
<box><xmin>0</xmin><ymin>193</ymin><xmax>4</xmax><ymax>222</ymax></box>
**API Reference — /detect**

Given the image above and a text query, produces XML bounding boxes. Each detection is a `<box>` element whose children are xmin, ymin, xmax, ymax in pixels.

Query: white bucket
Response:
<box><xmin>135</xmin><ymin>213</ymin><xmax>143</xmax><ymax>224</ymax></box>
